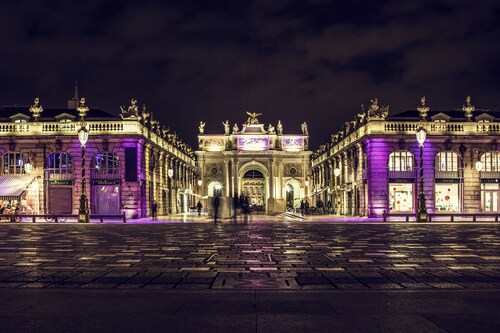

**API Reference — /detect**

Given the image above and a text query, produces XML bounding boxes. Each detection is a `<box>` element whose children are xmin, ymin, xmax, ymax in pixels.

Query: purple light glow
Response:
<box><xmin>237</xmin><ymin>137</ymin><xmax>269</xmax><ymax>151</ymax></box>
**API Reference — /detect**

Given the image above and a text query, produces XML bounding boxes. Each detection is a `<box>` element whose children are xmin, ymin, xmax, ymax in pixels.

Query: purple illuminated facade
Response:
<box><xmin>311</xmin><ymin>97</ymin><xmax>500</xmax><ymax>218</ymax></box>
<box><xmin>0</xmin><ymin>97</ymin><xmax>197</xmax><ymax>219</ymax></box>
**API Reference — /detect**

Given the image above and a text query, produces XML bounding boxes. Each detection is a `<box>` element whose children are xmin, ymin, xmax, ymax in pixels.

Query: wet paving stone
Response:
<box><xmin>0</xmin><ymin>222</ymin><xmax>499</xmax><ymax>290</ymax></box>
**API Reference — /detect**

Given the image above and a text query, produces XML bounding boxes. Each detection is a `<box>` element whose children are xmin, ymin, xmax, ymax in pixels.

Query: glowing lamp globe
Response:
<box><xmin>167</xmin><ymin>169</ymin><xmax>174</xmax><ymax>178</ymax></box>
<box><xmin>24</xmin><ymin>162</ymin><xmax>33</xmax><ymax>174</ymax></box>
<box><xmin>197</xmin><ymin>179</ymin><xmax>202</xmax><ymax>186</ymax></box>
<box><xmin>475</xmin><ymin>160</ymin><xmax>483</xmax><ymax>172</ymax></box>
<box><xmin>78</xmin><ymin>128</ymin><xmax>89</xmax><ymax>146</ymax></box>
<box><xmin>416</xmin><ymin>128</ymin><xmax>426</xmax><ymax>146</ymax></box>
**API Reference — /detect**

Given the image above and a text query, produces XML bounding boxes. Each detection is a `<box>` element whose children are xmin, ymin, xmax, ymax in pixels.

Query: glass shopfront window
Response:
<box><xmin>389</xmin><ymin>183</ymin><xmax>413</xmax><ymax>212</ymax></box>
<box><xmin>481</xmin><ymin>183</ymin><xmax>500</xmax><ymax>212</ymax></box>
<box><xmin>435</xmin><ymin>184</ymin><xmax>460</xmax><ymax>212</ymax></box>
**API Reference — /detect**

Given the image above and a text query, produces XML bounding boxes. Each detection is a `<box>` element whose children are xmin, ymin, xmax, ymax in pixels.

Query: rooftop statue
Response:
<box><xmin>301</xmin><ymin>122</ymin><xmax>308</xmax><ymax>136</ymax></box>
<box><xmin>29</xmin><ymin>97</ymin><xmax>43</xmax><ymax>121</ymax></box>
<box><xmin>462</xmin><ymin>96</ymin><xmax>475</xmax><ymax>121</ymax></box>
<box><xmin>199</xmin><ymin>121</ymin><xmax>205</xmax><ymax>134</ymax></box>
<box><xmin>140</xmin><ymin>104</ymin><xmax>150</xmax><ymax>125</ymax></box>
<box><xmin>120</xmin><ymin>98</ymin><xmax>139</xmax><ymax>119</ymax></box>
<box><xmin>277</xmin><ymin>120</ymin><xmax>283</xmax><ymax>135</ymax></box>
<box><xmin>268</xmin><ymin>123</ymin><xmax>275</xmax><ymax>134</ymax></box>
<box><xmin>246</xmin><ymin>112</ymin><xmax>262</xmax><ymax>125</ymax></box>
<box><xmin>77</xmin><ymin>97</ymin><xmax>89</xmax><ymax>119</ymax></box>
<box><xmin>233</xmin><ymin>123</ymin><xmax>239</xmax><ymax>134</ymax></box>
<box><xmin>223</xmin><ymin>120</ymin><xmax>230</xmax><ymax>135</ymax></box>
<box><xmin>366</xmin><ymin>98</ymin><xmax>389</xmax><ymax>120</ymax></box>
<box><xmin>417</xmin><ymin>96</ymin><xmax>430</xmax><ymax>121</ymax></box>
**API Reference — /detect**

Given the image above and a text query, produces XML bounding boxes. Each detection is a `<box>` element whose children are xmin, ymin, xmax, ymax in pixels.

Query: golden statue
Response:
<box><xmin>77</xmin><ymin>97</ymin><xmax>89</xmax><ymax>118</ymax></box>
<box><xmin>29</xmin><ymin>97</ymin><xmax>43</xmax><ymax>121</ymax></box>
<box><xmin>462</xmin><ymin>96</ymin><xmax>474</xmax><ymax>121</ymax></box>
<box><xmin>417</xmin><ymin>96</ymin><xmax>430</xmax><ymax>120</ymax></box>
<box><xmin>246</xmin><ymin>111</ymin><xmax>262</xmax><ymax>125</ymax></box>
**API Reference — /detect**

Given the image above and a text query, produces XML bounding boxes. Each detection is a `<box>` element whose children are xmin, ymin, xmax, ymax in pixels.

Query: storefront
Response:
<box><xmin>92</xmin><ymin>180</ymin><xmax>121</xmax><ymax>214</ymax></box>
<box><xmin>435</xmin><ymin>182</ymin><xmax>461</xmax><ymax>212</ymax></box>
<box><xmin>481</xmin><ymin>182</ymin><xmax>500</xmax><ymax>212</ymax></box>
<box><xmin>389</xmin><ymin>183</ymin><xmax>414</xmax><ymax>212</ymax></box>
<box><xmin>0</xmin><ymin>175</ymin><xmax>41</xmax><ymax>213</ymax></box>
<box><xmin>47</xmin><ymin>180</ymin><xmax>73</xmax><ymax>214</ymax></box>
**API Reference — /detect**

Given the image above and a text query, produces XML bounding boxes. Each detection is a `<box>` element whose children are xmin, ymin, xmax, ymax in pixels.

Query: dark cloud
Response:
<box><xmin>1</xmin><ymin>0</ymin><xmax>499</xmax><ymax>148</ymax></box>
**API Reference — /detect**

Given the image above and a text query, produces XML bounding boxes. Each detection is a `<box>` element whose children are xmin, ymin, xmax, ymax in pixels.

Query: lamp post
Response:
<box><xmin>77</xmin><ymin>98</ymin><xmax>90</xmax><ymax>223</ymax></box>
<box><xmin>167</xmin><ymin>168</ymin><xmax>173</xmax><ymax>214</ymax></box>
<box><xmin>416</xmin><ymin>126</ymin><xmax>427</xmax><ymax>222</ymax></box>
<box><xmin>334</xmin><ymin>167</ymin><xmax>340</xmax><ymax>214</ymax></box>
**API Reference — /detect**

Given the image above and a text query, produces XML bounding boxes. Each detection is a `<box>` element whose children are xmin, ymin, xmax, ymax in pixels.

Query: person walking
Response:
<box><xmin>327</xmin><ymin>200</ymin><xmax>332</xmax><ymax>214</ymax></box>
<box><xmin>305</xmin><ymin>199</ymin><xmax>310</xmax><ymax>215</ymax></box>
<box><xmin>196</xmin><ymin>200</ymin><xmax>203</xmax><ymax>216</ymax></box>
<box><xmin>213</xmin><ymin>195</ymin><xmax>220</xmax><ymax>224</ymax></box>
<box><xmin>300</xmin><ymin>200</ymin><xmax>305</xmax><ymax>216</ymax></box>
<box><xmin>151</xmin><ymin>200</ymin><xmax>158</xmax><ymax>221</ymax></box>
<box><xmin>233</xmin><ymin>193</ymin><xmax>239</xmax><ymax>222</ymax></box>
<box><xmin>243</xmin><ymin>196</ymin><xmax>251</xmax><ymax>224</ymax></box>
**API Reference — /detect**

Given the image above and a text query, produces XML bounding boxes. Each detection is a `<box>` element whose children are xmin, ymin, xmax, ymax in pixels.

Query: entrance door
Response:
<box><xmin>95</xmin><ymin>185</ymin><xmax>120</xmax><ymax>214</ymax></box>
<box><xmin>241</xmin><ymin>169</ymin><xmax>266</xmax><ymax>213</ymax></box>
<box><xmin>48</xmin><ymin>187</ymin><xmax>72</xmax><ymax>214</ymax></box>
<box><xmin>483</xmin><ymin>190</ymin><xmax>499</xmax><ymax>212</ymax></box>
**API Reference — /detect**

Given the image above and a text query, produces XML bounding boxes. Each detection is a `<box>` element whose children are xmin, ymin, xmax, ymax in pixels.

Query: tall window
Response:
<box><xmin>435</xmin><ymin>152</ymin><xmax>459</xmax><ymax>171</ymax></box>
<box><xmin>388</xmin><ymin>151</ymin><xmax>414</xmax><ymax>171</ymax></box>
<box><xmin>95</xmin><ymin>153</ymin><xmax>120</xmax><ymax>174</ymax></box>
<box><xmin>481</xmin><ymin>152</ymin><xmax>500</xmax><ymax>172</ymax></box>
<box><xmin>47</xmin><ymin>153</ymin><xmax>73</xmax><ymax>173</ymax></box>
<box><xmin>2</xmin><ymin>152</ymin><xmax>25</xmax><ymax>175</ymax></box>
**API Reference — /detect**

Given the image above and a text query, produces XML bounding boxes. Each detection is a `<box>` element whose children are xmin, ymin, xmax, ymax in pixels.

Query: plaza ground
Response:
<box><xmin>0</xmin><ymin>219</ymin><xmax>499</xmax><ymax>332</ymax></box>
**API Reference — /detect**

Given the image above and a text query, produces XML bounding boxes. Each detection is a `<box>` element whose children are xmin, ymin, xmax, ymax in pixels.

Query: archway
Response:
<box><xmin>207</xmin><ymin>181</ymin><xmax>223</xmax><ymax>197</ymax></box>
<box><xmin>238</xmin><ymin>161</ymin><xmax>269</xmax><ymax>213</ymax></box>
<box><xmin>285</xmin><ymin>178</ymin><xmax>301</xmax><ymax>208</ymax></box>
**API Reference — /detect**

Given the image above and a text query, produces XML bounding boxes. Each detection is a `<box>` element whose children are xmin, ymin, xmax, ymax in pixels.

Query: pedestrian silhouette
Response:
<box><xmin>213</xmin><ymin>195</ymin><xmax>220</xmax><ymax>224</ymax></box>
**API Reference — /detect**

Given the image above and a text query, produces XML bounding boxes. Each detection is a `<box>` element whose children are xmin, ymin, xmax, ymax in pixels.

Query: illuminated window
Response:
<box><xmin>46</xmin><ymin>153</ymin><xmax>73</xmax><ymax>173</ymax></box>
<box><xmin>435</xmin><ymin>152</ymin><xmax>459</xmax><ymax>171</ymax></box>
<box><xmin>481</xmin><ymin>152</ymin><xmax>500</xmax><ymax>172</ymax></box>
<box><xmin>388</xmin><ymin>151</ymin><xmax>414</xmax><ymax>171</ymax></box>
<box><xmin>2</xmin><ymin>152</ymin><xmax>25</xmax><ymax>175</ymax></box>
<box><xmin>95</xmin><ymin>153</ymin><xmax>119</xmax><ymax>174</ymax></box>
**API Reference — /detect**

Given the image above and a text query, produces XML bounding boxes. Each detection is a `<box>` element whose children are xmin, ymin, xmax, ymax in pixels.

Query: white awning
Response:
<box><xmin>0</xmin><ymin>176</ymin><xmax>37</xmax><ymax>200</ymax></box>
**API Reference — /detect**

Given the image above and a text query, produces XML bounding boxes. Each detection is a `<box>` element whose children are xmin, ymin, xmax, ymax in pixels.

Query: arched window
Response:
<box><xmin>2</xmin><ymin>152</ymin><xmax>25</xmax><ymax>175</ymax></box>
<box><xmin>207</xmin><ymin>181</ymin><xmax>222</xmax><ymax>197</ymax></box>
<box><xmin>46</xmin><ymin>153</ymin><xmax>73</xmax><ymax>174</ymax></box>
<box><xmin>481</xmin><ymin>152</ymin><xmax>500</xmax><ymax>172</ymax></box>
<box><xmin>435</xmin><ymin>152</ymin><xmax>460</xmax><ymax>171</ymax></box>
<box><xmin>388</xmin><ymin>151</ymin><xmax>414</xmax><ymax>171</ymax></box>
<box><xmin>95</xmin><ymin>152</ymin><xmax>120</xmax><ymax>174</ymax></box>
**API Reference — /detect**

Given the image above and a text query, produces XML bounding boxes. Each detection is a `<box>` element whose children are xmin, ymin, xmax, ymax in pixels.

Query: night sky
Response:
<box><xmin>1</xmin><ymin>0</ymin><xmax>499</xmax><ymax>149</ymax></box>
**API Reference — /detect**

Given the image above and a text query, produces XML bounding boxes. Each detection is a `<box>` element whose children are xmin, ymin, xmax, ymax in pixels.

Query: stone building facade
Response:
<box><xmin>310</xmin><ymin>97</ymin><xmax>500</xmax><ymax>218</ymax></box>
<box><xmin>0</xmin><ymin>97</ymin><xmax>197</xmax><ymax>219</ymax></box>
<box><xmin>196</xmin><ymin>114</ymin><xmax>311</xmax><ymax>215</ymax></box>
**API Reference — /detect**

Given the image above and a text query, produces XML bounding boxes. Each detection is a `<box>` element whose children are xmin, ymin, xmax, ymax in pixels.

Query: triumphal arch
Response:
<box><xmin>196</xmin><ymin>113</ymin><xmax>311</xmax><ymax>215</ymax></box>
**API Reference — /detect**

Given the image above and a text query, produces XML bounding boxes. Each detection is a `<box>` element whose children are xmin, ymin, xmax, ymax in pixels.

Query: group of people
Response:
<box><xmin>0</xmin><ymin>202</ymin><xmax>33</xmax><ymax>221</ymax></box>
<box><xmin>300</xmin><ymin>199</ymin><xmax>334</xmax><ymax>215</ymax></box>
<box><xmin>208</xmin><ymin>193</ymin><xmax>253</xmax><ymax>224</ymax></box>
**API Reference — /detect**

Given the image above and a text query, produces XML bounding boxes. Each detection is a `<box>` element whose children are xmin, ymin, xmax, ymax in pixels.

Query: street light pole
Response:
<box><xmin>334</xmin><ymin>167</ymin><xmax>340</xmax><ymax>215</ymax></box>
<box><xmin>168</xmin><ymin>168</ymin><xmax>173</xmax><ymax>214</ymax></box>
<box><xmin>77</xmin><ymin>98</ymin><xmax>90</xmax><ymax>223</ymax></box>
<box><xmin>416</xmin><ymin>126</ymin><xmax>427</xmax><ymax>222</ymax></box>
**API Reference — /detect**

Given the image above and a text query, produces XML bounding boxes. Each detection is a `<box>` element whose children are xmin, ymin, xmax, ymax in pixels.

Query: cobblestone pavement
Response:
<box><xmin>1</xmin><ymin>222</ymin><xmax>500</xmax><ymax>290</ymax></box>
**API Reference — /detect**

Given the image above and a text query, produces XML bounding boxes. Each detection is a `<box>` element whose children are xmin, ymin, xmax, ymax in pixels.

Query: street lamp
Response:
<box><xmin>475</xmin><ymin>160</ymin><xmax>483</xmax><ymax>172</ymax></box>
<box><xmin>77</xmin><ymin>98</ymin><xmax>90</xmax><ymax>223</ymax></box>
<box><xmin>197</xmin><ymin>179</ymin><xmax>202</xmax><ymax>186</ymax></box>
<box><xmin>416</xmin><ymin>126</ymin><xmax>427</xmax><ymax>222</ymax></box>
<box><xmin>167</xmin><ymin>168</ymin><xmax>173</xmax><ymax>214</ymax></box>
